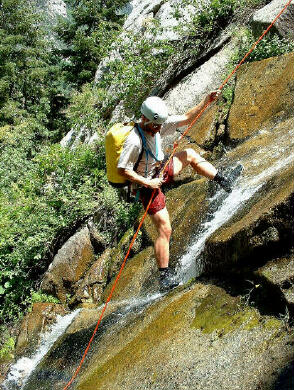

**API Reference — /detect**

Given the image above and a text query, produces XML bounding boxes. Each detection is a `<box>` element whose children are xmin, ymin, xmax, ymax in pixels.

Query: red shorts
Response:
<box><xmin>139</xmin><ymin>158</ymin><xmax>174</xmax><ymax>215</ymax></box>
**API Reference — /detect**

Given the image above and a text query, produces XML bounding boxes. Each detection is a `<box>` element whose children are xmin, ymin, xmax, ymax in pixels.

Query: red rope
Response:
<box><xmin>62</xmin><ymin>192</ymin><xmax>155</xmax><ymax>389</ymax></box>
<box><xmin>62</xmin><ymin>1</ymin><xmax>292</xmax><ymax>388</ymax></box>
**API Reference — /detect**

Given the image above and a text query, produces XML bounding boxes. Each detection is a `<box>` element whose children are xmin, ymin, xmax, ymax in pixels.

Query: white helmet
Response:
<box><xmin>141</xmin><ymin>96</ymin><xmax>169</xmax><ymax>124</ymax></box>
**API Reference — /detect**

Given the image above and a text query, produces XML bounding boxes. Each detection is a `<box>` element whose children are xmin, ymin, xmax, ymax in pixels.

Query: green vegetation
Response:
<box><xmin>0</xmin><ymin>0</ymin><xmax>71</xmax><ymax>142</ymax></box>
<box><xmin>55</xmin><ymin>0</ymin><xmax>128</xmax><ymax>87</ymax></box>
<box><xmin>0</xmin><ymin>327</ymin><xmax>15</xmax><ymax>363</ymax></box>
<box><xmin>30</xmin><ymin>291</ymin><xmax>60</xmax><ymax>305</ymax></box>
<box><xmin>0</xmin><ymin>139</ymin><xmax>140</xmax><ymax>322</ymax></box>
<box><xmin>234</xmin><ymin>30</ymin><xmax>294</xmax><ymax>63</ymax></box>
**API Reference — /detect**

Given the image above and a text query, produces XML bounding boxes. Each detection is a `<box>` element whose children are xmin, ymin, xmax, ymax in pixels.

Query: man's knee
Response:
<box><xmin>185</xmin><ymin>148</ymin><xmax>200</xmax><ymax>163</ymax></box>
<box><xmin>151</xmin><ymin>208</ymin><xmax>172</xmax><ymax>239</ymax></box>
<box><xmin>158</xmin><ymin>220</ymin><xmax>172</xmax><ymax>240</ymax></box>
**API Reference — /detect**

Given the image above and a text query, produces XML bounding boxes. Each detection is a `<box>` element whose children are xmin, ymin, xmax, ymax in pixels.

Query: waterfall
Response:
<box><xmin>2</xmin><ymin>310</ymin><xmax>80</xmax><ymax>390</ymax></box>
<box><xmin>178</xmin><ymin>126</ymin><xmax>294</xmax><ymax>283</ymax></box>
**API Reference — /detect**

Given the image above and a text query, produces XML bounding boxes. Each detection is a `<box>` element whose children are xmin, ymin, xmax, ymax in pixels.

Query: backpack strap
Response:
<box><xmin>135</xmin><ymin>123</ymin><xmax>160</xmax><ymax>178</ymax></box>
<box><xmin>133</xmin><ymin>124</ymin><xmax>145</xmax><ymax>172</ymax></box>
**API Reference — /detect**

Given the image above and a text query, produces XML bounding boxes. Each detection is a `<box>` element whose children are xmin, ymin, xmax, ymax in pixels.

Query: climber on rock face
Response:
<box><xmin>117</xmin><ymin>92</ymin><xmax>238</xmax><ymax>291</ymax></box>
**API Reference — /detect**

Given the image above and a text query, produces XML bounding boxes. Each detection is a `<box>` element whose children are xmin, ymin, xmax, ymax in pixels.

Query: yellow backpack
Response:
<box><xmin>105</xmin><ymin>122</ymin><xmax>137</xmax><ymax>186</ymax></box>
<box><xmin>105</xmin><ymin>122</ymin><xmax>160</xmax><ymax>187</ymax></box>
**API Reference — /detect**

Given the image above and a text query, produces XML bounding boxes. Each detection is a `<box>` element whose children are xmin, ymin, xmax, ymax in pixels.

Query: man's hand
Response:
<box><xmin>205</xmin><ymin>90</ymin><xmax>221</xmax><ymax>104</ymax></box>
<box><xmin>118</xmin><ymin>168</ymin><xmax>163</xmax><ymax>189</ymax></box>
<box><xmin>145</xmin><ymin>177</ymin><xmax>163</xmax><ymax>189</ymax></box>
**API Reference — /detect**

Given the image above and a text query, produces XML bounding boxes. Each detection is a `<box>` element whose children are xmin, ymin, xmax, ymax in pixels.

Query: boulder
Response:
<box><xmin>71</xmin><ymin>248</ymin><xmax>113</xmax><ymax>305</ymax></box>
<box><xmin>227</xmin><ymin>53</ymin><xmax>294</xmax><ymax>142</ymax></box>
<box><xmin>41</xmin><ymin>227</ymin><xmax>96</xmax><ymax>302</ymax></box>
<box><xmin>251</xmin><ymin>0</ymin><xmax>294</xmax><ymax>40</ymax></box>
<box><xmin>15</xmin><ymin>303</ymin><xmax>67</xmax><ymax>357</ymax></box>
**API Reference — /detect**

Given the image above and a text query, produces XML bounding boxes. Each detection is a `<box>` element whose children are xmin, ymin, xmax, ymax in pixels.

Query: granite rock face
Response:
<box><xmin>40</xmin><ymin>227</ymin><xmax>96</xmax><ymax>302</ymax></box>
<box><xmin>227</xmin><ymin>52</ymin><xmax>294</xmax><ymax>142</ymax></box>
<box><xmin>251</xmin><ymin>0</ymin><xmax>294</xmax><ymax>40</ymax></box>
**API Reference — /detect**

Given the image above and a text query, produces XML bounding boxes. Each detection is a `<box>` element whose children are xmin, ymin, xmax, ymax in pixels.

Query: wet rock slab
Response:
<box><xmin>74</xmin><ymin>284</ymin><xmax>293</xmax><ymax>390</ymax></box>
<box><xmin>20</xmin><ymin>284</ymin><xmax>294</xmax><ymax>390</ymax></box>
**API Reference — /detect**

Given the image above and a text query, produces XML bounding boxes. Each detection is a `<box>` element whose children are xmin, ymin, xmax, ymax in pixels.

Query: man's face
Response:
<box><xmin>141</xmin><ymin>116</ymin><xmax>162</xmax><ymax>136</ymax></box>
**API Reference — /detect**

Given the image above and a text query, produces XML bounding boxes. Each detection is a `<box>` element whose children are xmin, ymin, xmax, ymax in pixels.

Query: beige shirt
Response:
<box><xmin>117</xmin><ymin>115</ymin><xmax>185</xmax><ymax>179</ymax></box>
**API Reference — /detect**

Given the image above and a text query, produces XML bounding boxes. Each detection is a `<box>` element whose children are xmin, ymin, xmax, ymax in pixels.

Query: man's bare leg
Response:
<box><xmin>149</xmin><ymin>207</ymin><xmax>172</xmax><ymax>268</ymax></box>
<box><xmin>173</xmin><ymin>148</ymin><xmax>240</xmax><ymax>192</ymax></box>
<box><xmin>173</xmin><ymin>148</ymin><xmax>217</xmax><ymax>179</ymax></box>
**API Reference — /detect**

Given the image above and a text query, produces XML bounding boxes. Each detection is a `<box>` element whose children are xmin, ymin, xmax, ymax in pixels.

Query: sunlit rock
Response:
<box><xmin>227</xmin><ymin>52</ymin><xmax>294</xmax><ymax>142</ymax></box>
<box><xmin>251</xmin><ymin>0</ymin><xmax>294</xmax><ymax>39</ymax></box>
<box><xmin>72</xmin><ymin>248</ymin><xmax>113</xmax><ymax>305</ymax></box>
<box><xmin>40</xmin><ymin>227</ymin><xmax>96</xmax><ymax>302</ymax></box>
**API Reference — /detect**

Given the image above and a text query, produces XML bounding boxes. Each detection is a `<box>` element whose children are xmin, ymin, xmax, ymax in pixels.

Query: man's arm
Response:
<box><xmin>118</xmin><ymin>168</ymin><xmax>163</xmax><ymax>189</ymax></box>
<box><xmin>176</xmin><ymin>90</ymin><xmax>221</xmax><ymax>127</ymax></box>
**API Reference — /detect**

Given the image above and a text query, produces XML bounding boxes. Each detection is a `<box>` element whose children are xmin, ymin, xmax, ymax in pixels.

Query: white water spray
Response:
<box><xmin>178</xmin><ymin>150</ymin><xmax>294</xmax><ymax>283</ymax></box>
<box><xmin>2</xmin><ymin>310</ymin><xmax>80</xmax><ymax>390</ymax></box>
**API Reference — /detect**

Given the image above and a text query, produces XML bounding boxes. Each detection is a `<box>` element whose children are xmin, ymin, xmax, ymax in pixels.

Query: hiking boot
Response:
<box><xmin>213</xmin><ymin>164</ymin><xmax>243</xmax><ymax>193</ymax></box>
<box><xmin>159</xmin><ymin>268</ymin><xmax>179</xmax><ymax>292</ymax></box>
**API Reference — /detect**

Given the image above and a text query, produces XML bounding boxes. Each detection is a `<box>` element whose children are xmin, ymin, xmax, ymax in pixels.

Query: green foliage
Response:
<box><xmin>0</xmin><ymin>132</ymin><xmax>140</xmax><ymax>322</ymax></box>
<box><xmin>0</xmin><ymin>0</ymin><xmax>72</xmax><ymax>141</ymax></box>
<box><xmin>100</xmin><ymin>32</ymin><xmax>175</xmax><ymax>117</ymax></box>
<box><xmin>55</xmin><ymin>0</ymin><xmax>128</xmax><ymax>86</ymax></box>
<box><xmin>30</xmin><ymin>290</ymin><xmax>60</xmax><ymax>304</ymax></box>
<box><xmin>0</xmin><ymin>324</ymin><xmax>15</xmax><ymax>363</ymax></box>
<box><xmin>173</xmin><ymin>0</ymin><xmax>237</xmax><ymax>49</ymax></box>
<box><xmin>234</xmin><ymin>30</ymin><xmax>294</xmax><ymax>63</ymax></box>
<box><xmin>66</xmin><ymin>30</ymin><xmax>176</xmax><ymax>127</ymax></box>
<box><xmin>192</xmin><ymin>0</ymin><xmax>237</xmax><ymax>36</ymax></box>
<box><xmin>0</xmin><ymin>334</ymin><xmax>15</xmax><ymax>363</ymax></box>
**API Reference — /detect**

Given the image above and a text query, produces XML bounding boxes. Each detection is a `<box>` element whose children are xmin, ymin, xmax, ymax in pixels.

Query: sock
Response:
<box><xmin>213</xmin><ymin>171</ymin><xmax>224</xmax><ymax>183</ymax></box>
<box><xmin>213</xmin><ymin>171</ymin><xmax>232</xmax><ymax>192</ymax></box>
<box><xmin>159</xmin><ymin>267</ymin><xmax>169</xmax><ymax>277</ymax></box>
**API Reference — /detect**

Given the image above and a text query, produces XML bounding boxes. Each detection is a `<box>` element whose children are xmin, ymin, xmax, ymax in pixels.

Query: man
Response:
<box><xmin>117</xmin><ymin>92</ymin><xmax>235</xmax><ymax>291</ymax></box>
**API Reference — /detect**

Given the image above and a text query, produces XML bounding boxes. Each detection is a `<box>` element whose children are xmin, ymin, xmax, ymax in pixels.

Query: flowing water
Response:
<box><xmin>178</xmin><ymin>152</ymin><xmax>294</xmax><ymax>283</ymax></box>
<box><xmin>3</xmin><ymin>125</ymin><xmax>293</xmax><ymax>389</ymax></box>
<box><xmin>1</xmin><ymin>310</ymin><xmax>80</xmax><ymax>390</ymax></box>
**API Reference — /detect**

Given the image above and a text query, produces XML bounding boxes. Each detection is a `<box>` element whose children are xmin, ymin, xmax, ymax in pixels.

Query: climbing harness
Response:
<box><xmin>62</xmin><ymin>1</ymin><xmax>293</xmax><ymax>388</ymax></box>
